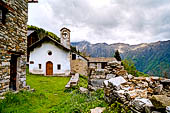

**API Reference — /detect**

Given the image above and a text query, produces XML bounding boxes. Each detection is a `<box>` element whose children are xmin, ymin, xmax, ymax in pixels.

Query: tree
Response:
<box><xmin>114</xmin><ymin>50</ymin><xmax>121</xmax><ymax>61</ymax></box>
<box><xmin>122</xmin><ymin>59</ymin><xmax>149</xmax><ymax>77</ymax></box>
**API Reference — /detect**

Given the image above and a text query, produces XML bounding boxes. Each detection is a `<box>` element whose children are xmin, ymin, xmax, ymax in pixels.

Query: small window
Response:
<box><xmin>72</xmin><ymin>54</ymin><xmax>76</xmax><ymax>60</ymax></box>
<box><xmin>30</xmin><ymin>61</ymin><xmax>34</xmax><ymax>64</ymax></box>
<box><xmin>57</xmin><ymin>64</ymin><xmax>61</xmax><ymax>70</ymax></box>
<box><xmin>38</xmin><ymin>64</ymin><xmax>41</xmax><ymax>69</ymax></box>
<box><xmin>48</xmin><ymin>51</ymin><xmax>52</xmax><ymax>55</ymax></box>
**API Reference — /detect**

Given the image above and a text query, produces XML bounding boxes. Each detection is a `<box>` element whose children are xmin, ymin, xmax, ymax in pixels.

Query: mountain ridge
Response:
<box><xmin>71</xmin><ymin>40</ymin><xmax>170</xmax><ymax>77</ymax></box>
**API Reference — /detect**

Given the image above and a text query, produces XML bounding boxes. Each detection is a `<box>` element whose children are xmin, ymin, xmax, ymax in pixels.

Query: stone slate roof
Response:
<box><xmin>28</xmin><ymin>36</ymin><xmax>70</xmax><ymax>52</ymax></box>
<box><xmin>87</xmin><ymin>57</ymin><xmax>116</xmax><ymax>63</ymax></box>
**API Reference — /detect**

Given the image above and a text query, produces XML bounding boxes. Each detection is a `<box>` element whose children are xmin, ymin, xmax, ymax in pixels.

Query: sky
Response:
<box><xmin>28</xmin><ymin>0</ymin><xmax>170</xmax><ymax>45</ymax></box>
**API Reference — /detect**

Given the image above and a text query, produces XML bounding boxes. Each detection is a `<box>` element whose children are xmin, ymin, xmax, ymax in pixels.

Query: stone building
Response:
<box><xmin>88</xmin><ymin>57</ymin><xmax>116</xmax><ymax>69</ymax></box>
<box><xmin>71</xmin><ymin>53</ymin><xmax>89</xmax><ymax>76</ymax></box>
<box><xmin>0</xmin><ymin>0</ymin><xmax>36</xmax><ymax>94</ymax></box>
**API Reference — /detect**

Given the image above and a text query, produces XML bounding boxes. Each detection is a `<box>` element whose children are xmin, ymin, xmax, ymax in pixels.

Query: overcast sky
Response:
<box><xmin>28</xmin><ymin>0</ymin><xmax>170</xmax><ymax>45</ymax></box>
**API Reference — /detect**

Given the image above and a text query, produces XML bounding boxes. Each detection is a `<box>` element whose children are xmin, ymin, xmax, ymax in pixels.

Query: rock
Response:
<box><xmin>90</xmin><ymin>107</ymin><xmax>105</xmax><ymax>113</ymax></box>
<box><xmin>108</xmin><ymin>61</ymin><xmax>121</xmax><ymax>67</ymax></box>
<box><xmin>88</xmin><ymin>85</ymin><xmax>98</xmax><ymax>91</ymax></box>
<box><xmin>116</xmin><ymin>70</ymin><xmax>128</xmax><ymax>76</ymax></box>
<box><xmin>127</xmin><ymin>74</ymin><xmax>134</xmax><ymax>79</ymax></box>
<box><xmin>0</xmin><ymin>97</ymin><xmax>5</xmax><ymax>100</ymax></box>
<box><xmin>103</xmin><ymin>80</ymin><xmax>109</xmax><ymax>87</ymax></box>
<box><xmin>166</xmin><ymin>106</ymin><xmax>170</xmax><ymax>113</ymax></box>
<box><xmin>115</xmin><ymin>90</ymin><xmax>127</xmax><ymax>102</ymax></box>
<box><xmin>109</xmin><ymin>76</ymin><xmax>127</xmax><ymax>88</ymax></box>
<box><xmin>89</xmin><ymin>79</ymin><xmax>105</xmax><ymax>87</ymax></box>
<box><xmin>146</xmin><ymin>77</ymin><xmax>152</xmax><ymax>82</ymax></box>
<box><xmin>151</xmin><ymin>77</ymin><xmax>160</xmax><ymax>81</ymax></box>
<box><xmin>161</xmin><ymin>79</ymin><xmax>170</xmax><ymax>85</ymax></box>
<box><xmin>142</xmin><ymin>82</ymin><xmax>149</xmax><ymax>88</ymax></box>
<box><xmin>106</xmin><ymin>74</ymin><xmax>116</xmax><ymax>80</ymax></box>
<box><xmin>127</xmin><ymin>89</ymin><xmax>147</xmax><ymax>99</ymax></box>
<box><xmin>147</xmin><ymin>87</ymin><xmax>154</xmax><ymax>94</ymax></box>
<box><xmin>154</xmin><ymin>84</ymin><xmax>163</xmax><ymax>94</ymax></box>
<box><xmin>104</xmin><ymin>88</ymin><xmax>112</xmax><ymax>97</ymax></box>
<box><xmin>134</xmin><ymin>77</ymin><xmax>146</xmax><ymax>81</ymax></box>
<box><xmin>79</xmin><ymin>87</ymin><xmax>88</xmax><ymax>94</ymax></box>
<box><xmin>150</xmin><ymin>95</ymin><xmax>170</xmax><ymax>109</ymax></box>
<box><xmin>132</xmin><ymin>98</ymin><xmax>153</xmax><ymax>112</ymax></box>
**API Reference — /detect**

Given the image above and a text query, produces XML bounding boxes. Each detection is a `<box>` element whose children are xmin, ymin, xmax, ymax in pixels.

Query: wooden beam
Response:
<box><xmin>28</xmin><ymin>0</ymin><xmax>38</xmax><ymax>3</ymax></box>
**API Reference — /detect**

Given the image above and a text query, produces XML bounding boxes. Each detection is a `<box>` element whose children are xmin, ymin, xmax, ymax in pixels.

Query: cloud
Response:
<box><xmin>28</xmin><ymin>0</ymin><xmax>170</xmax><ymax>45</ymax></box>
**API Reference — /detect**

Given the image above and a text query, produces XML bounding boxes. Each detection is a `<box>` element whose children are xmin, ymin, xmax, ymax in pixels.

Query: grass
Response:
<box><xmin>0</xmin><ymin>73</ymin><xmax>107</xmax><ymax>113</ymax></box>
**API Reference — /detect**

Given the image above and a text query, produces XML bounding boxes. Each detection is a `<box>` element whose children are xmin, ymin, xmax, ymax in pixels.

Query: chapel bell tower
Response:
<box><xmin>60</xmin><ymin>27</ymin><xmax>71</xmax><ymax>49</ymax></box>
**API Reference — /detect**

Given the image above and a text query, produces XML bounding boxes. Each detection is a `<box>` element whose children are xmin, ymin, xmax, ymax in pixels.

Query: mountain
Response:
<box><xmin>71</xmin><ymin>40</ymin><xmax>170</xmax><ymax>77</ymax></box>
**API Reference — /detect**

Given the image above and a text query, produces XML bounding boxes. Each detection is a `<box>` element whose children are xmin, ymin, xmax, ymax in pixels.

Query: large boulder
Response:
<box><xmin>150</xmin><ymin>95</ymin><xmax>170</xmax><ymax>109</ymax></box>
<box><xmin>132</xmin><ymin>98</ymin><xmax>153</xmax><ymax>112</ymax></box>
<box><xmin>109</xmin><ymin>76</ymin><xmax>127</xmax><ymax>87</ymax></box>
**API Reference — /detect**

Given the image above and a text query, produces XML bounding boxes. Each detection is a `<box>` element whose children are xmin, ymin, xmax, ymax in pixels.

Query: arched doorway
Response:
<box><xmin>46</xmin><ymin>61</ymin><xmax>53</xmax><ymax>75</ymax></box>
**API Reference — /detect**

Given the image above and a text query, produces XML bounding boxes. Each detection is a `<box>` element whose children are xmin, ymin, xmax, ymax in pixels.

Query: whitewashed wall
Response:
<box><xmin>29</xmin><ymin>41</ymin><xmax>70</xmax><ymax>76</ymax></box>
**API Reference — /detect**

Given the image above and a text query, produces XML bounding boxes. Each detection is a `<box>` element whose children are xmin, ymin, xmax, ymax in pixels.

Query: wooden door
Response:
<box><xmin>46</xmin><ymin>61</ymin><xmax>53</xmax><ymax>75</ymax></box>
<box><xmin>10</xmin><ymin>54</ymin><xmax>18</xmax><ymax>90</ymax></box>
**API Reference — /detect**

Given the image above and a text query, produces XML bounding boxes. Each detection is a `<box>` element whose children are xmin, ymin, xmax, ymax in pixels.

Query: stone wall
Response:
<box><xmin>71</xmin><ymin>59</ymin><xmax>88</xmax><ymax>76</ymax></box>
<box><xmin>0</xmin><ymin>0</ymin><xmax>28</xmax><ymax>94</ymax></box>
<box><xmin>88</xmin><ymin>60</ymin><xmax>126</xmax><ymax>90</ymax></box>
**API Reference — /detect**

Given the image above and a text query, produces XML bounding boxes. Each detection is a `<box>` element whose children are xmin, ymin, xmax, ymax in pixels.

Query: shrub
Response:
<box><xmin>122</xmin><ymin>59</ymin><xmax>149</xmax><ymax>77</ymax></box>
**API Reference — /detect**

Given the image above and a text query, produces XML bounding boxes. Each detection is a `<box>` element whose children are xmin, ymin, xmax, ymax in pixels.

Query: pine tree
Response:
<box><xmin>114</xmin><ymin>50</ymin><xmax>121</xmax><ymax>61</ymax></box>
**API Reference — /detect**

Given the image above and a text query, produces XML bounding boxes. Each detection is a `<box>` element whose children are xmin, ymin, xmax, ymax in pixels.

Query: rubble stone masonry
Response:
<box><xmin>0</xmin><ymin>0</ymin><xmax>28</xmax><ymax>94</ymax></box>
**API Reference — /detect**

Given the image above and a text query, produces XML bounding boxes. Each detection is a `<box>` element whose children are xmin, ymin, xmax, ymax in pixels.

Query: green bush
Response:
<box><xmin>122</xmin><ymin>59</ymin><xmax>149</xmax><ymax>77</ymax></box>
<box><xmin>78</xmin><ymin>74</ymin><xmax>88</xmax><ymax>88</ymax></box>
<box><xmin>103</xmin><ymin>101</ymin><xmax>132</xmax><ymax>113</ymax></box>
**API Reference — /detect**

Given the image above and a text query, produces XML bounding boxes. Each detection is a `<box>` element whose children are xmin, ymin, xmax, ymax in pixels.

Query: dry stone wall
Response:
<box><xmin>88</xmin><ymin>60</ymin><xmax>170</xmax><ymax>112</ymax></box>
<box><xmin>71</xmin><ymin>59</ymin><xmax>88</xmax><ymax>76</ymax></box>
<box><xmin>0</xmin><ymin>0</ymin><xmax>28</xmax><ymax>94</ymax></box>
<box><xmin>88</xmin><ymin>60</ymin><xmax>127</xmax><ymax>90</ymax></box>
<box><xmin>103</xmin><ymin>61</ymin><xmax>170</xmax><ymax>113</ymax></box>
